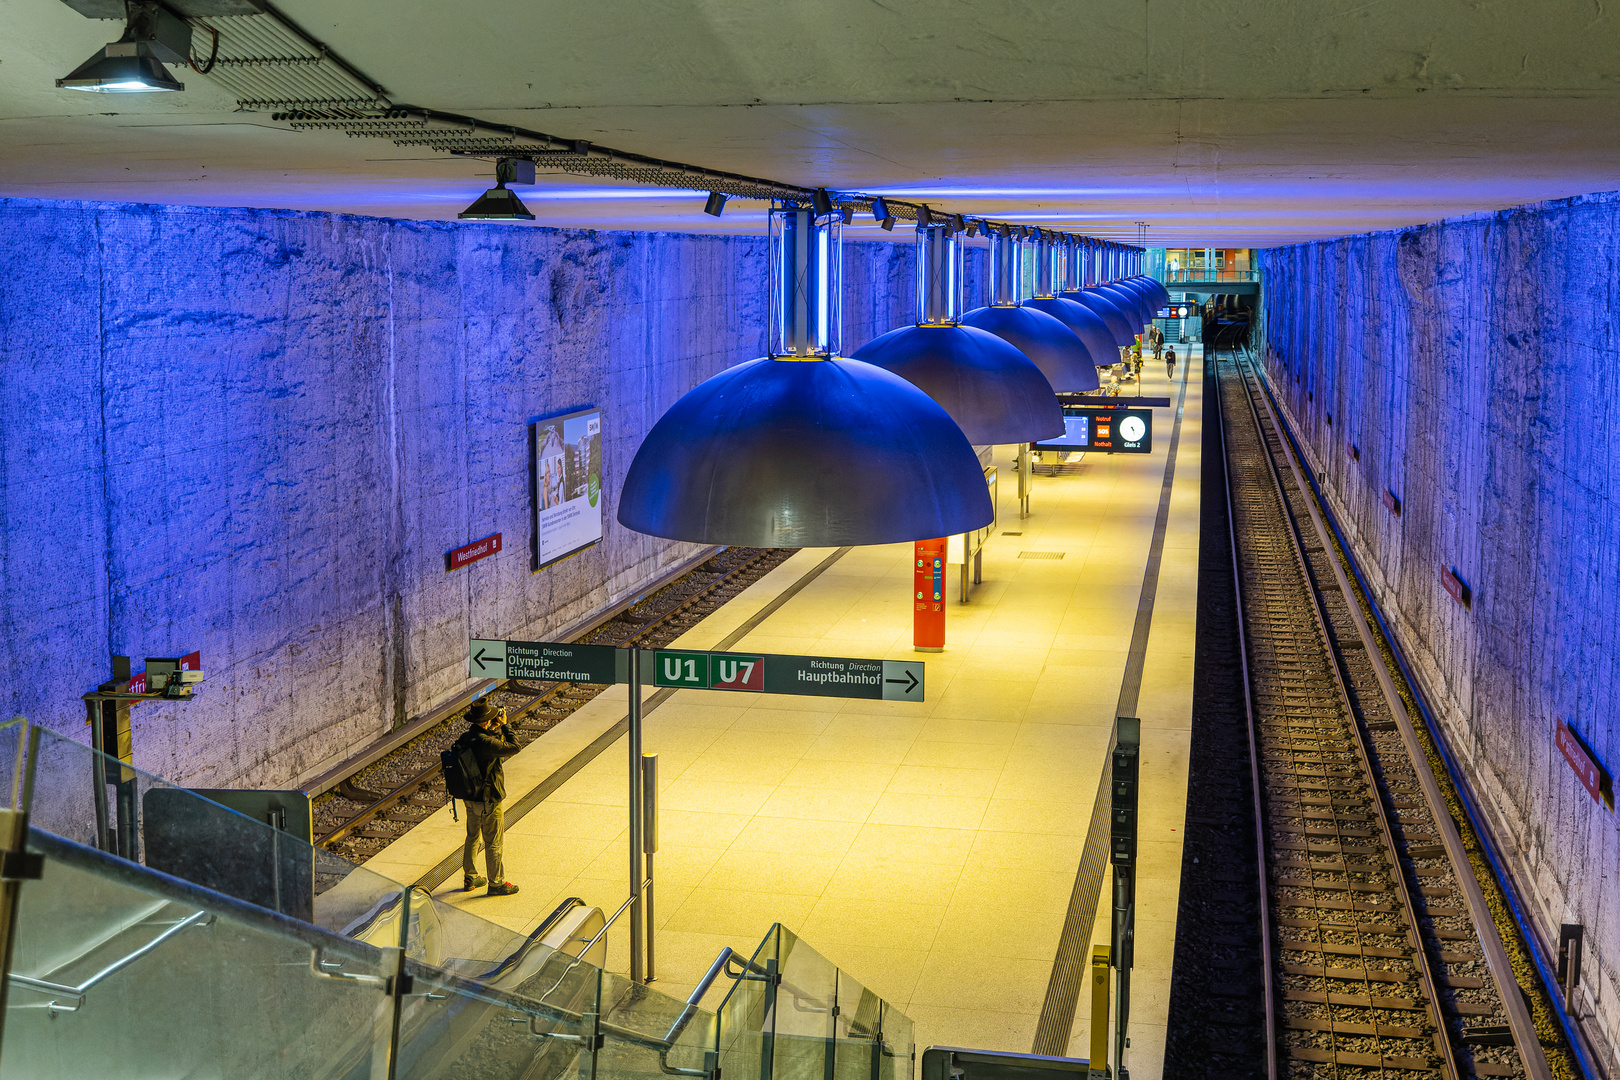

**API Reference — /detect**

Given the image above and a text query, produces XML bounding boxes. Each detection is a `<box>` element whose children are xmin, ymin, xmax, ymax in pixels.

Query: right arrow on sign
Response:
<box><xmin>880</xmin><ymin>660</ymin><xmax>925</xmax><ymax>701</ymax></box>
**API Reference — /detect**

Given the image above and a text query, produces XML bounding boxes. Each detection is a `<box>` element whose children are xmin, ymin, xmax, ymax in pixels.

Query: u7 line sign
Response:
<box><xmin>469</xmin><ymin>639</ymin><xmax>924</xmax><ymax>703</ymax></box>
<box><xmin>653</xmin><ymin>650</ymin><xmax>923</xmax><ymax>702</ymax></box>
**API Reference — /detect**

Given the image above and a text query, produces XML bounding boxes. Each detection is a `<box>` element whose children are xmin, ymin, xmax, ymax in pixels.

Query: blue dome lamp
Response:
<box><xmin>1061</xmin><ymin>238</ymin><xmax>1135</xmax><ymax>347</ymax></box>
<box><xmin>960</xmin><ymin>226</ymin><xmax>1098</xmax><ymax>392</ymax></box>
<box><xmin>851</xmin><ymin>222</ymin><xmax>1064</xmax><ymax>442</ymax></box>
<box><xmin>1022</xmin><ymin>233</ymin><xmax>1113</xmax><ymax>373</ymax></box>
<box><xmin>1097</xmin><ymin>244</ymin><xmax>1153</xmax><ymax>327</ymax></box>
<box><xmin>619</xmin><ymin>204</ymin><xmax>993</xmax><ymax>547</ymax></box>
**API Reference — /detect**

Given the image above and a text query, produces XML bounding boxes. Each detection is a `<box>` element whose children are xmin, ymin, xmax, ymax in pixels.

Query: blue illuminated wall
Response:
<box><xmin>1261</xmin><ymin>192</ymin><xmax>1619</xmax><ymax>1063</ymax></box>
<box><xmin>0</xmin><ymin>198</ymin><xmax>916</xmax><ymax>788</ymax></box>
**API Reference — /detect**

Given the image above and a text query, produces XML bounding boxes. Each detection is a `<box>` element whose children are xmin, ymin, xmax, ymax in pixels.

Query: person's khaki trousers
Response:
<box><xmin>462</xmin><ymin>800</ymin><xmax>504</xmax><ymax>881</ymax></box>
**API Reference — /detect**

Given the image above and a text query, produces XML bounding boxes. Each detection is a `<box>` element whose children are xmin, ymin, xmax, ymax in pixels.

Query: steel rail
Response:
<box><xmin>1222</xmin><ymin>352</ymin><xmax>1484</xmax><ymax>1076</ymax></box>
<box><xmin>1245</xmin><ymin>357</ymin><xmax>1557</xmax><ymax>1080</ymax></box>
<box><xmin>1233</xmin><ymin>349</ymin><xmax>1462</xmax><ymax>1080</ymax></box>
<box><xmin>1213</xmin><ymin>347</ymin><xmax>1279</xmax><ymax>1080</ymax></box>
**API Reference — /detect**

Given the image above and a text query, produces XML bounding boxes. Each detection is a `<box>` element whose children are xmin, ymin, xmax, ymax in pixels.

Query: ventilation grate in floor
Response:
<box><xmin>1018</xmin><ymin>551</ymin><xmax>1065</xmax><ymax>560</ymax></box>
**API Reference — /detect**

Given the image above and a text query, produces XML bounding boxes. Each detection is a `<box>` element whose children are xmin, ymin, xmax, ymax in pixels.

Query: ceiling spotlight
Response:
<box><xmin>811</xmin><ymin>188</ymin><xmax>834</xmax><ymax>217</ymax></box>
<box><xmin>704</xmin><ymin>191</ymin><xmax>728</xmax><ymax>217</ymax></box>
<box><xmin>916</xmin><ymin>204</ymin><xmax>933</xmax><ymax>229</ymax></box>
<box><xmin>57</xmin><ymin>1</ymin><xmax>190</xmax><ymax>93</ymax></box>
<box><xmin>840</xmin><ymin>205</ymin><xmax>854</xmax><ymax>224</ymax></box>
<box><xmin>879</xmin><ymin>215</ymin><xmax>896</xmax><ymax>232</ymax></box>
<box><xmin>950</xmin><ymin>214</ymin><xmax>966</xmax><ymax>234</ymax></box>
<box><xmin>965</xmin><ymin>220</ymin><xmax>982</xmax><ymax>238</ymax></box>
<box><xmin>458</xmin><ymin>158</ymin><xmax>536</xmax><ymax>221</ymax></box>
<box><xmin>870</xmin><ymin>197</ymin><xmax>890</xmax><ymax>222</ymax></box>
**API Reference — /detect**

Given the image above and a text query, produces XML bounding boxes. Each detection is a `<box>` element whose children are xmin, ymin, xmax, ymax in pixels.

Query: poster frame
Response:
<box><xmin>529</xmin><ymin>404</ymin><xmax>604</xmax><ymax>572</ymax></box>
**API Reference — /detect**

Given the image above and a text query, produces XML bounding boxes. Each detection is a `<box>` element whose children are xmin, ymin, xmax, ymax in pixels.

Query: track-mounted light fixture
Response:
<box><xmin>950</xmin><ymin>214</ymin><xmax>965</xmax><ymax>234</ymax></box>
<box><xmin>916</xmin><ymin>204</ymin><xmax>933</xmax><ymax>229</ymax></box>
<box><xmin>57</xmin><ymin>1</ymin><xmax>190</xmax><ymax>93</ymax></box>
<box><xmin>840</xmin><ymin>205</ymin><xmax>854</xmax><ymax>224</ymax></box>
<box><xmin>811</xmin><ymin>188</ymin><xmax>834</xmax><ymax>218</ymax></box>
<box><xmin>458</xmin><ymin>158</ymin><xmax>536</xmax><ymax>221</ymax></box>
<box><xmin>965</xmin><ymin>219</ymin><xmax>982</xmax><ymax>238</ymax></box>
<box><xmin>704</xmin><ymin>191</ymin><xmax>728</xmax><ymax>217</ymax></box>
<box><xmin>870</xmin><ymin>197</ymin><xmax>890</xmax><ymax>221</ymax></box>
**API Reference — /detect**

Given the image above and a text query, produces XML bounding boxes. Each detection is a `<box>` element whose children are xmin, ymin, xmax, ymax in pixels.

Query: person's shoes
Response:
<box><xmin>463</xmin><ymin>874</ymin><xmax>487</xmax><ymax>890</ymax></box>
<box><xmin>487</xmin><ymin>880</ymin><xmax>520</xmax><ymax>896</ymax></box>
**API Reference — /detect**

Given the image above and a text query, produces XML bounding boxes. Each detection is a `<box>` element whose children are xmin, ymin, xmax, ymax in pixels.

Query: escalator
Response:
<box><xmin>0</xmin><ymin>720</ymin><xmax>916</xmax><ymax>1080</ymax></box>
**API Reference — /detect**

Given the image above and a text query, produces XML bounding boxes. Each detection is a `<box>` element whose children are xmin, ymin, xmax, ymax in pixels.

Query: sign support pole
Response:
<box><xmin>627</xmin><ymin>648</ymin><xmax>645</xmax><ymax>985</ymax></box>
<box><xmin>1110</xmin><ymin>717</ymin><xmax>1140</xmax><ymax>1080</ymax></box>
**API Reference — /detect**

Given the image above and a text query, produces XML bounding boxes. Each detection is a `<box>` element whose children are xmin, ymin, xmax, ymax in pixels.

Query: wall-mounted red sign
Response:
<box><xmin>1556</xmin><ymin>719</ymin><xmax>1612</xmax><ymax>810</ymax></box>
<box><xmin>1440</xmin><ymin>566</ymin><xmax>1471</xmax><ymax>610</ymax></box>
<box><xmin>1382</xmin><ymin>490</ymin><xmax>1402</xmax><ymax>516</ymax></box>
<box><xmin>179</xmin><ymin>651</ymin><xmax>202</xmax><ymax>671</ymax></box>
<box><xmin>447</xmin><ymin>533</ymin><xmax>502</xmax><ymax>572</ymax></box>
<box><xmin>127</xmin><ymin>671</ymin><xmax>147</xmax><ymax>694</ymax></box>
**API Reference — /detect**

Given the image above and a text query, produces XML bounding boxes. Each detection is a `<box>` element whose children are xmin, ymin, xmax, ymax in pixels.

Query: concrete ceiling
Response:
<box><xmin>3</xmin><ymin>0</ymin><xmax>1619</xmax><ymax>245</ymax></box>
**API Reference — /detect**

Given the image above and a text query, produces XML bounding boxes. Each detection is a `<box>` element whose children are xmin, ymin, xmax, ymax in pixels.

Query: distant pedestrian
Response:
<box><xmin>1147</xmin><ymin>324</ymin><xmax>1164</xmax><ymax>359</ymax></box>
<box><xmin>456</xmin><ymin>701</ymin><xmax>521</xmax><ymax>895</ymax></box>
<box><xmin>1166</xmin><ymin>347</ymin><xmax>1177</xmax><ymax>381</ymax></box>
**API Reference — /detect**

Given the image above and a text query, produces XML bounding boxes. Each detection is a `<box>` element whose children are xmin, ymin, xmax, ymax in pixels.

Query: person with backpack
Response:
<box><xmin>447</xmin><ymin>700</ymin><xmax>521</xmax><ymax>895</ymax></box>
<box><xmin>1165</xmin><ymin>346</ymin><xmax>1177</xmax><ymax>381</ymax></box>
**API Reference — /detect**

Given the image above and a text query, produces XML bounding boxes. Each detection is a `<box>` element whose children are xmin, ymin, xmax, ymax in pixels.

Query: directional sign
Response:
<box><xmin>470</xmin><ymin>640</ymin><xmax>926</xmax><ymax>701</ymax></box>
<box><xmin>469</xmin><ymin>639</ymin><xmax>619</xmax><ymax>684</ymax></box>
<box><xmin>652</xmin><ymin>649</ymin><xmax>925</xmax><ymax>702</ymax></box>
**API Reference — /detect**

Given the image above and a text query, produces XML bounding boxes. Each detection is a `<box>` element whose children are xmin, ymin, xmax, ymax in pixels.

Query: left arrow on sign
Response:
<box><xmin>468</xmin><ymin>639</ymin><xmax>507</xmax><ymax>680</ymax></box>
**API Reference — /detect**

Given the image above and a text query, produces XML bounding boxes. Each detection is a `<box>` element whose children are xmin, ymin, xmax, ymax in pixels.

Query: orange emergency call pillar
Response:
<box><xmin>913</xmin><ymin>538</ymin><xmax>946</xmax><ymax>652</ymax></box>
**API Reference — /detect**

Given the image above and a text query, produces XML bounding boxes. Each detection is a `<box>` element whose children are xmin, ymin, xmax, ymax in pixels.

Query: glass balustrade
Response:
<box><xmin>0</xmin><ymin>721</ymin><xmax>914</xmax><ymax>1080</ymax></box>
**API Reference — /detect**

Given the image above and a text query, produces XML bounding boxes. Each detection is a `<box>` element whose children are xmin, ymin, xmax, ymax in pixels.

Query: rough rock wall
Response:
<box><xmin>0</xmin><ymin>198</ymin><xmax>912</xmax><ymax>789</ymax></box>
<box><xmin>1260</xmin><ymin>192</ymin><xmax>1620</xmax><ymax>1069</ymax></box>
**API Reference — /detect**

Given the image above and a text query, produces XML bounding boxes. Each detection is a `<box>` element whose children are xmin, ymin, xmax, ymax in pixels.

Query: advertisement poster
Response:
<box><xmin>530</xmin><ymin>407</ymin><xmax>602</xmax><ymax>570</ymax></box>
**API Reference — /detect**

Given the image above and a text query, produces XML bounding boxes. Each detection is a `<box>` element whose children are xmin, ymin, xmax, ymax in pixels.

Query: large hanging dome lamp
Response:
<box><xmin>1013</xmin><ymin>232</ymin><xmax>1101</xmax><ymax>387</ymax></box>
<box><xmin>1101</xmin><ymin>284</ymin><xmax>1154</xmax><ymax>332</ymax></box>
<box><xmin>619</xmin><ymin>205</ymin><xmax>992</xmax><ymax>547</ymax></box>
<box><xmin>960</xmin><ymin>227</ymin><xmax>1099</xmax><ymax>393</ymax></box>
<box><xmin>1098</xmin><ymin>281</ymin><xmax>1152</xmax><ymax>327</ymax></box>
<box><xmin>1062</xmin><ymin>287</ymin><xmax>1135</xmax><ymax>347</ymax></box>
<box><xmin>851</xmin><ymin>223</ymin><xmax>1063</xmax><ymax>443</ymax></box>
<box><xmin>1029</xmin><ymin>238</ymin><xmax>1125</xmax><ymax>367</ymax></box>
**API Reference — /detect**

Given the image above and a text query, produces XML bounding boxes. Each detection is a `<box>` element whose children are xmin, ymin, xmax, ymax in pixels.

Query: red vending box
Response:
<box><xmin>913</xmin><ymin>538</ymin><xmax>947</xmax><ymax>652</ymax></box>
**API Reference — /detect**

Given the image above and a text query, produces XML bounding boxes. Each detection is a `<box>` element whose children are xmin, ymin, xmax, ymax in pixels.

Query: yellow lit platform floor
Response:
<box><xmin>367</xmin><ymin>349</ymin><xmax>1204</xmax><ymax>1076</ymax></box>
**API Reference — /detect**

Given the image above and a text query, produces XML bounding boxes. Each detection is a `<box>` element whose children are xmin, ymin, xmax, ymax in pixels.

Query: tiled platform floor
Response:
<box><xmin>368</xmin><ymin>349</ymin><xmax>1204</xmax><ymax>1076</ymax></box>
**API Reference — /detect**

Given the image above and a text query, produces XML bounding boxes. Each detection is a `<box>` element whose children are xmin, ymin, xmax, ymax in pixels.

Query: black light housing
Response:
<box><xmin>57</xmin><ymin>1</ymin><xmax>190</xmax><ymax>93</ymax></box>
<box><xmin>458</xmin><ymin>158</ymin><xmax>536</xmax><ymax>221</ymax></box>
<box><xmin>704</xmin><ymin>191</ymin><xmax>728</xmax><ymax>217</ymax></box>
<box><xmin>870</xmin><ymin>197</ymin><xmax>890</xmax><ymax>222</ymax></box>
<box><xmin>811</xmin><ymin>188</ymin><xmax>834</xmax><ymax>217</ymax></box>
<box><xmin>916</xmin><ymin>204</ymin><xmax>933</xmax><ymax>229</ymax></box>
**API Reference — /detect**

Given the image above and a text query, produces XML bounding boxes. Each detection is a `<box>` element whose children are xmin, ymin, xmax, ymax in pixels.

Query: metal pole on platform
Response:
<box><xmin>628</xmin><ymin>649</ymin><xmax>645</xmax><ymax>983</ymax></box>
<box><xmin>642</xmin><ymin>752</ymin><xmax>659</xmax><ymax>983</ymax></box>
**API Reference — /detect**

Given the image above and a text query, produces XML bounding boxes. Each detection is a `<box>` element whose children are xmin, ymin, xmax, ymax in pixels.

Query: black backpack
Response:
<box><xmin>441</xmin><ymin>735</ymin><xmax>486</xmax><ymax>803</ymax></box>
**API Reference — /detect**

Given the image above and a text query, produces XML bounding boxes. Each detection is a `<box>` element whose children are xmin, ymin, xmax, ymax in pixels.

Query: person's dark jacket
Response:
<box><xmin>456</xmin><ymin>723</ymin><xmax>520</xmax><ymax>802</ymax></box>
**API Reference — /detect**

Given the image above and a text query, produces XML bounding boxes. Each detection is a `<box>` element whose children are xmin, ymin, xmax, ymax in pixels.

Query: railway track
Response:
<box><xmin>312</xmin><ymin>546</ymin><xmax>797</xmax><ymax>861</ymax></box>
<box><xmin>1216</xmin><ymin>351</ymin><xmax>1557</xmax><ymax>1080</ymax></box>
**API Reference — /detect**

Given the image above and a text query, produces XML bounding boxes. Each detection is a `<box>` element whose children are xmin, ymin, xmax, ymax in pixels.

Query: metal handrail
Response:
<box><xmin>468</xmin><ymin>896</ymin><xmax>585</xmax><ymax>983</ymax></box>
<box><xmin>9</xmin><ymin>910</ymin><xmax>212</xmax><ymax>1011</ymax></box>
<box><xmin>1161</xmin><ymin>269</ymin><xmax>1259</xmax><ymax>283</ymax></box>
